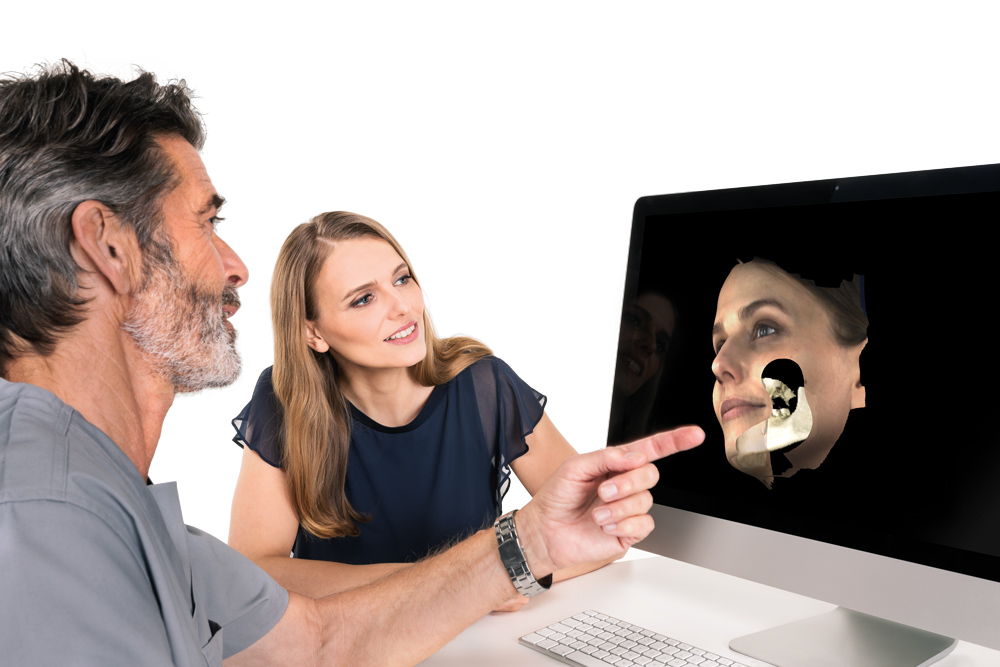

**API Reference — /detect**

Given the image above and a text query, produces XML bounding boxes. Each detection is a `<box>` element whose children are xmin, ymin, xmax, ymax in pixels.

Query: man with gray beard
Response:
<box><xmin>0</xmin><ymin>60</ymin><xmax>703</xmax><ymax>666</ymax></box>
<box><xmin>123</xmin><ymin>237</ymin><xmax>244</xmax><ymax>392</ymax></box>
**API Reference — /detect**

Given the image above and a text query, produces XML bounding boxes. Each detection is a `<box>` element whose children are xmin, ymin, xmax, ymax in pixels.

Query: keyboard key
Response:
<box><xmin>553</xmin><ymin>651</ymin><xmax>608</xmax><ymax>667</ymax></box>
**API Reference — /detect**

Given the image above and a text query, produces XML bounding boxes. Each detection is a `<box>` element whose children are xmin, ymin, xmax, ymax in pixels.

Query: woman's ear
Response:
<box><xmin>70</xmin><ymin>200</ymin><xmax>138</xmax><ymax>295</ymax></box>
<box><xmin>304</xmin><ymin>321</ymin><xmax>330</xmax><ymax>354</ymax></box>
<box><xmin>851</xmin><ymin>338</ymin><xmax>867</xmax><ymax>410</ymax></box>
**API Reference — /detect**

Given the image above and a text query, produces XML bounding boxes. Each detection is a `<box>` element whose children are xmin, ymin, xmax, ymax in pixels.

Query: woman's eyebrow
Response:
<box><xmin>342</xmin><ymin>264</ymin><xmax>410</xmax><ymax>302</ymax></box>
<box><xmin>739</xmin><ymin>298</ymin><xmax>790</xmax><ymax>321</ymax></box>
<box><xmin>712</xmin><ymin>298</ymin><xmax>790</xmax><ymax>336</ymax></box>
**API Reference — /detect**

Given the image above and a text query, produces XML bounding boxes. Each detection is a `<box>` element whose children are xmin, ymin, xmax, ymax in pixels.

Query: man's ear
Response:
<box><xmin>304</xmin><ymin>321</ymin><xmax>330</xmax><ymax>354</ymax></box>
<box><xmin>71</xmin><ymin>200</ymin><xmax>138</xmax><ymax>295</ymax></box>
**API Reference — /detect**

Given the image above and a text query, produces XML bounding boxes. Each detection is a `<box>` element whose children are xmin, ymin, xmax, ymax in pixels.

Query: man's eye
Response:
<box><xmin>713</xmin><ymin>339</ymin><xmax>725</xmax><ymax>355</ymax></box>
<box><xmin>753</xmin><ymin>323</ymin><xmax>777</xmax><ymax>340</ymax></box>
<box><xmin>209</xmin><ymin>216</ymin><xmax>224</xmax><ymax>229</ymax></box>
<box><xmin>352</xmin><ymin>293</ymin><xmax>373</xmax><ymax>307</ymax></box>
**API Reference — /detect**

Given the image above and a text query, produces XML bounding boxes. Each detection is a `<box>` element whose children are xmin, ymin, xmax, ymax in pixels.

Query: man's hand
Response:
<box><xmin>514</xmin><ymin>426</ymin><xmax>704</xmax><ymax>576</ymax></box>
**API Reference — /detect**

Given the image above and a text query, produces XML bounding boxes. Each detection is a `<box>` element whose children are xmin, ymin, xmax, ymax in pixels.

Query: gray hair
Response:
<box><xmin>0</xmin><ymin>59</ymin><xmax>204</xmax><ymax>372</ymax></box>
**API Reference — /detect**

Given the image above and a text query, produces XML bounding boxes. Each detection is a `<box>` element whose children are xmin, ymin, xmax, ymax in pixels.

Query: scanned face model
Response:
<box><xmin>711</xmin><ymin>261</ymin><xmax>866</xmax><ymax>487</ymax></box>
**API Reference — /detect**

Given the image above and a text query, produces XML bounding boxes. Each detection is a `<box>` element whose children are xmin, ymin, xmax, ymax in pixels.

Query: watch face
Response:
<box><xmin>498</xmin><ymin>538</ymin><xmax>522</xmax><ymax>564</ymax></box>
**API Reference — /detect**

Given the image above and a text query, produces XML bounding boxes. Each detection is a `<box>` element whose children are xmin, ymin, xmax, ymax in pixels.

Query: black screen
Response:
<box><xmin>609</xmin><ymin>165</ymin><xmax>1000</xmax><ymax>584</ymax></box>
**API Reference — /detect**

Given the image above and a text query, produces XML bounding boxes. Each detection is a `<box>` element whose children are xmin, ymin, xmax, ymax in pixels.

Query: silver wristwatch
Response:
<box><xmin>494</xmin><ymin>510</ymin><xmax>552</xmax><ymax>597</ymax></box>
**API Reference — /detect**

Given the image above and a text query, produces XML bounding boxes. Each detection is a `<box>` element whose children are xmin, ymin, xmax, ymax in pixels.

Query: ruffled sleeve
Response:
<box><xmin>469</xmin><ymin>357</ymin><xmax>547</xmax><ymax>510</ymax></box>
<box><xmin>231</xmin><ymin>367</ymin><xmax>284</xmax><ymax>468</ymax></box>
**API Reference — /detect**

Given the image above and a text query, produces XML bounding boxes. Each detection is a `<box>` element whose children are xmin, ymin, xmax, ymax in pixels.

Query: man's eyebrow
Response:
<box><xmin>199</xmin><ymin>194</ymin><xmax>226</xmax><ymax>216</ymax></box>
<box><xmin>712</xmin><ymin>298</ymin><xmax>789</xmax><ymax>337</ymax></box>
<box><xmin>342</xmin><ymin>264</ymin><xmax>409</xmax><ymax>302</ymax></box>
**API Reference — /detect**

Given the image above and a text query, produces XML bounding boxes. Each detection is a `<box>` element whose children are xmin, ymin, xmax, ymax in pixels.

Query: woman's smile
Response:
<box><xmin>385</xmin><ymin>321</ymin><xmax>418</xmax><ymax>344</ymax></box>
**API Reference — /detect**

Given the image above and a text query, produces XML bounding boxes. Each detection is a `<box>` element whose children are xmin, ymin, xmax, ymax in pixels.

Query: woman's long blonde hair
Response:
<box><xmin>271</xmin><ymin>211</ymin><xmax>492</xmax><ymax>538</ymax></box>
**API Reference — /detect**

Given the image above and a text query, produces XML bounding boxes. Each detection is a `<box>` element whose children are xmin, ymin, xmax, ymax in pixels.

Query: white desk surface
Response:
<box><xmin>419</xmin><ymin>555</ymin><xmax>999</xmax><ymax>666</ymax></box>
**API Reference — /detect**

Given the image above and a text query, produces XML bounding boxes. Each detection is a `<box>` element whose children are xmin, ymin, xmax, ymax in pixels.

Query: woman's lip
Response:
<box><xmin>720</xmin><ymin>397</ymin><xmax>768</xmax><ymax>422</ymax></box>
<box><xmin>618</xmin><ymin>353</ymin><xmax>645</xmax><ymax>377</ymax></box>
<box><xmin>385</xmin><ymin>321</ymin><xmax>419</xmax><ymax>345</ymax></box>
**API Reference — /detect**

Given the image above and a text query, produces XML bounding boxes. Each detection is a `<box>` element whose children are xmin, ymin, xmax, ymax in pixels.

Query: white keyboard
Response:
<box><xmin>519</xmin><ymin>610</ymin><xmax>751</xmax><ymax>667</ymax></box>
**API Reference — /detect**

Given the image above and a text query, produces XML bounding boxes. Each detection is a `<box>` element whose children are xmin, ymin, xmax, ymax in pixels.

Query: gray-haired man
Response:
<box><xmin>0</xmin><ymin>61</ymin><xmax>702</xmax><ymax>665</ymax></box>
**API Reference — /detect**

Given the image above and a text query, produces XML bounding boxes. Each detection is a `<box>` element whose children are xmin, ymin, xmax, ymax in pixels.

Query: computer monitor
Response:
<box><xmin>609</xmin><ymin>162</ymin><xmax>1000</xmax><ymax>666</ymax></box>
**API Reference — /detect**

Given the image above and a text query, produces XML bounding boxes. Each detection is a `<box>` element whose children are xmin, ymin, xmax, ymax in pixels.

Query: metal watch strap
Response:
<box><xmin>494</xmin><ymin>510</ymin><xmax>552</xmax><ymax>597</ymax></box>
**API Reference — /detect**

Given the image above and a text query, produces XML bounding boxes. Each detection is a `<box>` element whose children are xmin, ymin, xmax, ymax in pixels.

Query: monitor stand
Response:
<box><xmin>729</xmin><ymin>607</ymin><xmax>957</xmax><ymax>667</ymax></box>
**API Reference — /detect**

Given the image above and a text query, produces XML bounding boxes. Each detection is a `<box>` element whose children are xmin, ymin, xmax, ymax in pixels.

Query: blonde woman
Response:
<box><xmin>229</xmin><ymin>211</ymin><xmax>615</xmax><ymax>598</ymax></box>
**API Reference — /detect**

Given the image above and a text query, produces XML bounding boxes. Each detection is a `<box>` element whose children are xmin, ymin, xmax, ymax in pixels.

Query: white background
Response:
<box><xmin>4</xmin><ymin>2</ymin><xmax>998</xmax><ymax>542</ymax></box>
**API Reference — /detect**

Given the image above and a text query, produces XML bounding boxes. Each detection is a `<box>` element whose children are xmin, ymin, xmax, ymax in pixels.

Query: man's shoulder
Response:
<box><xmin>0</xmin><ymin>379</ymin><xmax>147</xmax><ymax>522</ymax></box>
<box><xmin>0</xmin><ymin>379</ymin><xmax>76</xmax><ymax>495</ymax></box>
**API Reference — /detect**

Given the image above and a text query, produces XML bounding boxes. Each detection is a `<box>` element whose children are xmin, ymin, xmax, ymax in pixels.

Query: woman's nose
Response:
<box><xmin>633</xmin><ymin>324</ymin><xmax>654</xmax><ymax>353</ymax></box>
<box><xmin>389</xmin><ymin>288</ymin><xmax>411</xmax><ymax>316</ymax></box>
<box><xmin>712</xmin><ymin>340</ymin><xmax>744</xmax><ymax>385</ymax></box>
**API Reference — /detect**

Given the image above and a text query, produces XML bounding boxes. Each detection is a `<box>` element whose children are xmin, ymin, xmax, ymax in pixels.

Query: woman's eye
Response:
<box><xmin>394</xmin><ymin>274</ymin><xmax>412</xmax><ymax>286</ymax></box>
<box><xmin>753</xmin><ymin>323</ymin><xmax>777</xmax><ymax>340</ymax></box>
<box><xmin>352</xmin><ymin>293</ymin><xmax>373</xmax><ymax>307</ymax></box>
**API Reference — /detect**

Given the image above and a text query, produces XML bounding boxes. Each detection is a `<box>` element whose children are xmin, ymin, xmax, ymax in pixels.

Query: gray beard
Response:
<box><xmin>123</xmin><ymin>259</ymin><xmax>241</xmax><ymax>393</ymax></box>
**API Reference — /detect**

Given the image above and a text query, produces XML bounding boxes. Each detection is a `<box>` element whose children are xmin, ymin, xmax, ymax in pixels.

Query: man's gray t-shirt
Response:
<box><xmin>0</xmin><ymin>379</ymin><xmax>289</xmax><ymax>665</ymax></box>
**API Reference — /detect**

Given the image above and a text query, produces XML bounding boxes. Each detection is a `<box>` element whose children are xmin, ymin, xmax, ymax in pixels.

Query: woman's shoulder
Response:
<box><xmin>458</xmin><ymin>355</ymin><xmax>538</xmax><ymax>399</ymax></box>
<box><xmin>459</xmin><ymin>354</ymin><xmax>509</xmax><ymax>383</ymax></box>
<box><xmin>231</xmin><ymin>365</ymin><xmax>284</xmax><ymax>468</ymax></box>
<box><xmin>253</xmin><ymin>365</ymin><xmax>275</xmax><ymax>391</ymax></box>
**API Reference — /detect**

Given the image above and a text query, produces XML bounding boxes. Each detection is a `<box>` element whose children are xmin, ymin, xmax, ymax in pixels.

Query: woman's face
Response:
<box><xmin>305</xmin><ymin>237</ymin><xmax>427</xmax><ymax>374</ymax></box>
<box><xmin>614</xmin><ymin>293</ymin><xmax>676</xmax><ymax>396</ymax></box>
<box><xmin>711</xmin><ymin>262</ymin><xmax>865</xmax><ymax>475</ymax></box>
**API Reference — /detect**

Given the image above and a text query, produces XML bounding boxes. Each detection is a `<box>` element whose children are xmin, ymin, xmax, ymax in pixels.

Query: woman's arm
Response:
<box><xmin>229</xmin><ymin>446</ymin><xmax>410</xmax><ymax>598</ymax></box>
<box><xmin>510</xmin><ymin>412</ymin><xmax>627</xmax><ymax>583</ymax></box>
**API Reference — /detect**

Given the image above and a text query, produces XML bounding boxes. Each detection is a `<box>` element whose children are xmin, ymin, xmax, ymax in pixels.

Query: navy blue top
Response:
<box><xmin>231</xmin><ymin>356</ymin><xmax>546</xmax><ymax>564</ymax></box>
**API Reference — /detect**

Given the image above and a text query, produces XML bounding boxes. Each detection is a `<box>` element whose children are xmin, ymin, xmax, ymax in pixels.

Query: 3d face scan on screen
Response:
<box><xmin>711</xmin><ymin>260</ymin><xmax>867</xmax><ymax>488</ymax></box>
<box><xmin>609</xmin><ymin>165</ymin><xmax>1000</xmax><ymax>660</ymax></box>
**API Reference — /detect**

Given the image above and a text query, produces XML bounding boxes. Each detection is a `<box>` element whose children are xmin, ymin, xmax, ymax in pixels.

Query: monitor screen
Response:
<box><xmin>610</xmin><ymin>163</ymin><xmax>1000</xmax><ymax>656</ymax></box>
